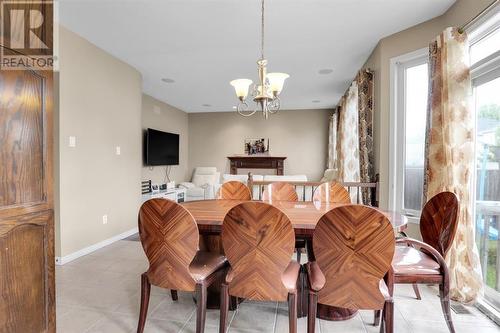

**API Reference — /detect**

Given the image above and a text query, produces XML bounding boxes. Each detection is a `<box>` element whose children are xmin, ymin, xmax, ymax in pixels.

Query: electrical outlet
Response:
<box><xmin>116</xmin><ymin>146</ymin><xmax>121</xmax><ymax>155</ymax></box>
<box><xmin>102</xmin><ymin>215</ymin><xmax>108</xmax><ymax>224</ymax></box>
<box><xmin>69</xmin><ymin>136</ymin><xmax>76</xmax><ymax>147</ymax></box>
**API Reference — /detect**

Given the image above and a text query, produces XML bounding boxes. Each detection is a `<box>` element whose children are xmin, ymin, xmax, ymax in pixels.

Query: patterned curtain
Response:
<box><xmin>338</xmin><ymin>82</ymin><xmax>361</xmax><ymax>202</ymax></box>
<box><xmin>423</xmin><ymin>27</ymin><xmax>483</xmax><ymax>303</ymax></box>
<box><xmin>357</xmin><ymin>71</ymin><xmax>375</xmax><ymax>204</ymax></box>
<box><xmin>327</xmin><ymin>108</ymin><xmax>339</xmax><ymax>169</ymax></box>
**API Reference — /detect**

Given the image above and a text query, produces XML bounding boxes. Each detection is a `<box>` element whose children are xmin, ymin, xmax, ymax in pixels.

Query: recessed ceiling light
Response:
<box><xmin>232</xmin><ymin>106</ymin><xmax>237</xmax><ymax>109</ymax></box>
<box><xmin>161</xmin><ymin>78</ymin><xmax>175</xmax><ymax>83</ymax></box>
<box><xmin>318</xmin><ymin>69</ymin><xmax>333</xmax><ymax>75</ymax></box>
<box><xmin>202</xmin><ymin>104</ymin><xmax>212</xmax><ymax>107</ymax></box>
<box><xmin>312</xmin><ymin>100</ymin><xmax>321</xmax><ymax>103</ymax></box>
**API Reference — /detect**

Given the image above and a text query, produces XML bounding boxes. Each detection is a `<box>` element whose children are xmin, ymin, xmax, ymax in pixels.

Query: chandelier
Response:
<box><xmin>229</xmin><ymin>0</ymin><xmax>289</xmax><ymax>119</ymax></box>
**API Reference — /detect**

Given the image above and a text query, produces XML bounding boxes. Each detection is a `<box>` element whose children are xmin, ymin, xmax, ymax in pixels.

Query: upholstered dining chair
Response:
<box><xmin>312</xmin><ymin>182</ymin><xmax>351</xmax><ymax>204</ymax></box>
<box><xmin>262</xmin><ymin>182</ymin><xmax>299</xmax><ymax>202</ymax></box>
<box><xmin>262</xmin><ymin>182</ymin><xmax>303</xmax><ymax>262</ymax></box>
<box><xmin>137</xmin><ymin>199</ymin><xmax>228</xmax><ymax>333</ymax></box>
<box><xmin>217</xmin><ymin>181</ymin><xmax>252</xmax><ymax>200</ymax></box>
<box><xmin>220</xmin><ymin>202</ymin><xmax>300</xmax><ymax>333</ymax></box>
<box><xmin>307</xmin><ymin>205</ymin><xmax>396</xmax><ymax>333</ymax></box>
<box><xmin>374</xmin><ymin>191</ymin><xmax>459</xmax><ymax>333</ymax></box>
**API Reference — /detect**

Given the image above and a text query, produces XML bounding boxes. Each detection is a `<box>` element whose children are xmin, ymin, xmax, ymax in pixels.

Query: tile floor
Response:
<box><xmin>56</xmin><ymin>239</ymin><xmax>500</xmax><ymax>333</ymax></box>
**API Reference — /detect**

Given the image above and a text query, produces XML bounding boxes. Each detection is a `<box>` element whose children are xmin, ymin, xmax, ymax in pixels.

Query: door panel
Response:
<box><xmin>0</xmin><ymin>45</ymin><xmax>55</xmax><ymax>333</ymax></box>
<box><xmin>0</xmin><ymin>211</ymin><xmax>52</xmax><ymax>333</ymax></box>
<box><xmin>0</xmin><ymin>70</ymin><xmax>45</xmax><ymax>207</ymax></box>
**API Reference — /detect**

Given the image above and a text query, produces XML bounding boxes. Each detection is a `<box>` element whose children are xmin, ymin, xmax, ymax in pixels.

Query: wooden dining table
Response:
<box><xmin>181</xmin><ymin>199</ymin><xmax>408</xmax><ymax>321</ymax></box>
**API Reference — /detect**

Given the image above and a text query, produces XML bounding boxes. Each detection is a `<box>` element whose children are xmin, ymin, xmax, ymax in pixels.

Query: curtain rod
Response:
<box><xmin>459</xmin><ymin>0</ymin><xmax>499</xmax><ymax>33</ymax></box>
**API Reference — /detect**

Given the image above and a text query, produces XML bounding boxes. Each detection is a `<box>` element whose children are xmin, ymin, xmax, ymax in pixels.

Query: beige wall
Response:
<box><xmin>57</xmin><ymin>26</ymin><xmax>142</xmax><ymax>257</ymax></box>
<box><xmin>141</xmin><ymin>94</ymin><xmax>189</xmax><ymax>185</ymax></box>
<box><xmin>188</xmin><ymin>109</ymin><xmax>331</xmax><ymax>181</ymax></box>
<box><xmin>363</xmin><ymin>0</ymin><xmax>494</xmax><ymax>210</ymax></box>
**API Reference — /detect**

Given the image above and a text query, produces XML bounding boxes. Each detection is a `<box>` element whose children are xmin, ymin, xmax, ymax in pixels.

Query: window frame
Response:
<box><xmin>389</xmin><ymin>48</ymin><xmax>429</xmax><ymax>220</ymax></box>
<box><xmin>468</xmin><ymin>7</ymin><xmax>500</xmax><ymax>315</ymax></box>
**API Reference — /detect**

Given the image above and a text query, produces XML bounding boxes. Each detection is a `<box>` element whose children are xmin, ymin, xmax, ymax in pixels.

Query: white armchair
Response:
<box><xmin>179</xmin><ymin>167</ymin><xmax>220</xmax><ymax>201</ymax></box>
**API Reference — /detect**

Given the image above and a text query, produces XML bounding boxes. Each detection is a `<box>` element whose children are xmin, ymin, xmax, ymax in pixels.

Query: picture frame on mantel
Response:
<box><xmin>244</xmin><ymin>138</ymin><xmax>270</xmax><ymax>155</ymax></box>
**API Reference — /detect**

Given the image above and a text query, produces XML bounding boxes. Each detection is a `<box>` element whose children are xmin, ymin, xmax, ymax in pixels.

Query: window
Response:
<box><xmin>390</xmin><ymin>50</ymin><xmax>429</xmax><ymax>216</ymax></box>
<box><xmin>470</xmin><ymin>11</ymin><xmax>500</xmax><ymax>312</ymax></box>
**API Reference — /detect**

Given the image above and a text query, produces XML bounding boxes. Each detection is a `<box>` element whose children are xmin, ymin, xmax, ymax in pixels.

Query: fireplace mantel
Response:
<box><xmin>227</xmin><ymin>155</ymin><xmax>286</xmax><ymax>175</ymax></box>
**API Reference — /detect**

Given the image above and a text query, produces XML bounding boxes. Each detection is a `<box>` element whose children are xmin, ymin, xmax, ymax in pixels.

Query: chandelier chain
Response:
<box><xmin>261</xmin><ymin>0</ymin><xmax>265</xmax><ymax>60</ymax></box>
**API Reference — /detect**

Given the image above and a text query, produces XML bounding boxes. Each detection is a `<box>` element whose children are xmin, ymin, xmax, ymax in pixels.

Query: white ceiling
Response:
<box><xmin>59</xmin><ymin>0</ymin><xmax>455</xmax><ymax>113</ymax></box>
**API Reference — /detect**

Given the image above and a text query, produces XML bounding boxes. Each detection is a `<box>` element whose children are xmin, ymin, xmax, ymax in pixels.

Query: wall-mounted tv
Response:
<box><xmin>145</xmin><ymin>128</ymin><xmax>179</xmax><ymax>166</ymax></box>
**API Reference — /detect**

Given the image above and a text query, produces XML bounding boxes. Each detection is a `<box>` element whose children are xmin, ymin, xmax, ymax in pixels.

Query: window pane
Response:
<box><xmin>404</xmin><ymin>63</ymin><xmax>428</xmax><ymax>211</ymax></box>
<box><xmin>474</xmin><ymin>76</ymin><xmax>500</xmax><ymax>309</ymax></box>
<box><xmin>470</xmin><ymin>27</ymin><xmax>500</xmax><ymax>64</ymax></box>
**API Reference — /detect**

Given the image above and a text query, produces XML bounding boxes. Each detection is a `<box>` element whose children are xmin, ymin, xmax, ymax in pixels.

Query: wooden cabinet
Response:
<box><xmin>0</xmin><ymin>47</ymin><xmax>55</xmax><ymax>333</ymax></box>
<box><xmin>227</xmin><ymin>156</ymin><xmax>286</xmax><ymax>175</ymax></box>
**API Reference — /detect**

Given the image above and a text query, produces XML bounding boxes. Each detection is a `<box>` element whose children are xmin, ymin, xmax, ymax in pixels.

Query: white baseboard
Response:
<box><xmin>55</xmin><ymin>227</ymin><xmax>138</xmax><ymax>266</ymax></box>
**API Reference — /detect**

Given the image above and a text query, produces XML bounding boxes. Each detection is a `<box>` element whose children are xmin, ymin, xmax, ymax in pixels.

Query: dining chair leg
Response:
<box><xmin>383</xmin><ymin>300</ymin><xmax>394</xmax><ymax>333</ymax></box>
<box><xmin>439</xmin><ymin>281</ymin><xmax>456</xmax><ymax>333</ymax></box>
<box><xmin>195</xmin><ymin>283</ymin><xmax>207</xmax><ymax>333</ymax></box>
<box><xmin>412</xmin><ymin>284</ymin><xmax>421</xmax><ymax>300</ymax></box>
<box><xmin>373</xmin><ymin>310</ymin><xmax>381</xmax><ymax>326</ymax></box>
<box><xmin>219</xmin><ymin>283</ymin><xmax>229</xmax><ymax>333</ymax></box>
<box><xmin>379</xmin><ymin>304</ymin><xmax>385</xmax><ymax>333</ymax></box>
<box><xmin>306</xmin><ymin>239</ymin><xmax>315</xmax><ymax>262</ymax></box>
<box><xmin>288</xmin><ymin>292</ymin><xmax>298</xmax><ymax>333</ymax></box>
<box><xmin>307</xmin><ymin>290</ymin><xmax>318</xmax><ymax>333</ymax></box>
<box><xmin>171</xmin><ymin>289</ymin><xmax>178</xmax><ymax>301</ymax></box>
<box><xmin>137</xmin><ymin>273</ymin><xmax>151</xmax><ymax>333</ymax></box>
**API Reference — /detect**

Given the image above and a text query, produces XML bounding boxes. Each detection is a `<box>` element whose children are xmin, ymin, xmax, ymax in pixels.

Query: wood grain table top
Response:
<box><xmin>181</xmin><ymin>200</ymin><xmax>408</xmax><ymax>236</ymax></box>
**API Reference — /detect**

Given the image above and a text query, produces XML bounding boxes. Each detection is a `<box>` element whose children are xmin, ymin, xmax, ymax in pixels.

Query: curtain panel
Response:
<box><xmin>339</xmin><ymin>82</ymin><xmax>361</xmax><ymax>184</ymax></box>
<box><xmin>327</xmin><ymin>108</ymin><xmax>339</xmax><ymax>170</ymax></box>
<box><xmin>423</xmin><ymin>27</ymin><xmax>483</xmax><ymax>303</ymax></box>
<box><xmin>331</xmin><ymin>69</ymin><xmax>374</xmax><ymax>204</ymax></box>
<box><xmin>357</xmin><ymin>70</ymin><xmax>375</xmax><ymax>204</ymax></box>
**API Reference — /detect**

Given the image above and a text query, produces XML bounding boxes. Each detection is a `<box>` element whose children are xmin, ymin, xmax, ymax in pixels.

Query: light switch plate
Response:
<box><xmin>102</xmin><ymin>215</ymin><xmax>108</xmax><ymax>224</ymax></box>
<box><xmin>69</xmin><ymin>136</ymin><xmax>76</xmax><ymax>147</ymax></box>
<box><xmin>116</xmin><ymin>146</ymin><xmax>121</xmax><ymax>155</ymax></box>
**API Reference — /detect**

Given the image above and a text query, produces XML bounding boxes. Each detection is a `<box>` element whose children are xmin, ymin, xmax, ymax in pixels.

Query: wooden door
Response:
<box><xmin>0</xmin><ymin>45</ymin><xmax>55</xmax><ymax>333</ymax></box>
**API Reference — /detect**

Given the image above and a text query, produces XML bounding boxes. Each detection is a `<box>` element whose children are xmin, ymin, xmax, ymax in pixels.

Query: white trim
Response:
<box><xmin>389</xmin><ymin>47</ymin><xmax>428</xmax><ymax>216</ymax></box>
<box><xmin>55</xmin><ymin>227</ymin><xmax>138</xmax><ymax>265</ymax></box>
<box><xmin>476</xmin><ymin>298</ymin><xmax>500</xmax><ymax>326</ymax></box>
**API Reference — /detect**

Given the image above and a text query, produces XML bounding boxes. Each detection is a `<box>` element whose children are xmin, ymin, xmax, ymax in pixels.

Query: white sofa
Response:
<box><xmin>179</xmin><ymin>167</ymin><xmax>221</xmax><ymax>201</ymax></box>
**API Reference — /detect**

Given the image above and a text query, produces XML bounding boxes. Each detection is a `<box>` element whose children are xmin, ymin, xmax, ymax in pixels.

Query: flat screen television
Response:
<box><xmin>145</xmin><ymin>128</ymin><xmax>179</xmax><ymax>166</ymax></box>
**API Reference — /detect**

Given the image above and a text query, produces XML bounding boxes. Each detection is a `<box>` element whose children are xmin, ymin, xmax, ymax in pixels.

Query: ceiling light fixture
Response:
<box><xmin>229</xmin><ymin>0</ymin><xmax>289</xmax><ymax>119</ymax></box>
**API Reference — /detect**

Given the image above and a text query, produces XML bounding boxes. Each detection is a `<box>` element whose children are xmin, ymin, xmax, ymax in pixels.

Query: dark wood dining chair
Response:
<box><xmin>312</xmin><ymin>182</ymin><xmax>351</xmax><ymax>204</ymax></box>
<box><xmin>262</xmin><ymin>182</ymin><xmax>304</xmax><ymax>262</ymax></box>
<box><xmin>262</xmin><ymin>182</ymin><xmax>299</xmax><ymax>202</ymax></box>
<box><xmin>307</xmin><ymin>205</ymin><xmax>395</xmax><ymax>333</ymax></box>
<box><xmin>217</xmin><ymin>181</ymin><xmax>252</xmax><ymax>200</ymax></box>
<box><xmin>220</xmin><ymin>202</ymin><xmax>300</xmax><ymax>333</ymax></box>
<box><xmin>137</xmin><ymin>199</ymin><xmax>228</xmax><ymax>333</ymax></box>
<box><xmin>374</xmin><ymin>191</ymin><xmax>459</xmax><ymax>333</ymax></box>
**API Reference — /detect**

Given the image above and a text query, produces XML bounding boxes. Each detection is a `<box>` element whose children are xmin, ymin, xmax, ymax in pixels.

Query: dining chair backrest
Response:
<box><xmin>262</xmin><ymin>182</ymin><xmax>298</xmax><ymax>202</ymax></box>
<box><xmin>312</xmin><ymin>182</ymin><xmax>351</xmax><ymax>204</ymax></box>
<box><xmin>420</xmin><ymin>191</ymin><xmax>459</xmax><ymax>257</ymax></box>
<box><xmin>217</xmin><ymin>181</ymin><xmax>252</xmax><ymax>200</ymax></box>
<box><xmin>222</xmin><ymin>201</ymin><xmax>295</xmax><ymax>301</ymax></box>
<box><xmin>313</xmin><ymin>205</ymin><xmax>395</xmax><ymax>310</ymax></box>
<box><xmin>138</xmin><ymin>198</ymin><xmax>199</xmax><ymax>291</ymax></box>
